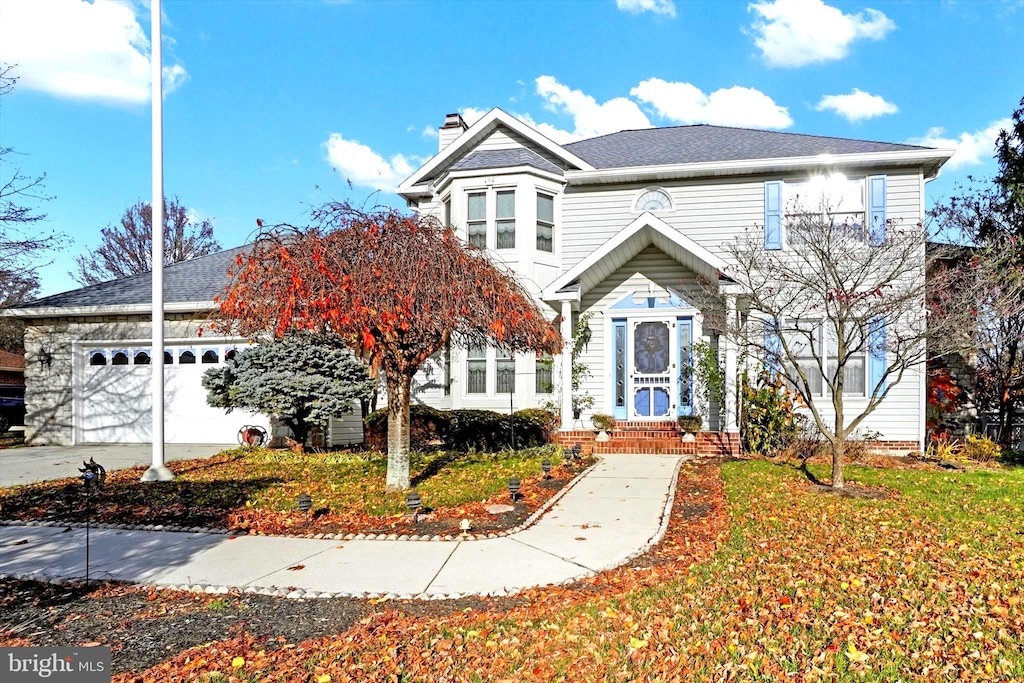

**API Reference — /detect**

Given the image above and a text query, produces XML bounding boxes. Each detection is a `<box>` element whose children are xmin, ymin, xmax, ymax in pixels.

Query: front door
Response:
<box><xmin>630</xmin><ymin>319</ymin><xmax>674</xmax><ymax>419</ymax></box>
<box><xmin>619</xmin><ymin>317</ymin><xmax>693</xmax><ymax>420</ymax></box>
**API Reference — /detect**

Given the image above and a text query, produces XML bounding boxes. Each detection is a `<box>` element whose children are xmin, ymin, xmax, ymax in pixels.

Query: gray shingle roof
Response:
<box><xmin>19</xmin><ymin>245</ymin><xmax>250</xmax><ymax>309</ymax></box>
<box><xmin>564</xmin><ymin>125</ymin><xmax>931</xmax><ymax>169</ymax></box>
<box><xmin>450</xmin><ymin>148</ymin><xmax>565</xmax><ymax>175</ymax></box>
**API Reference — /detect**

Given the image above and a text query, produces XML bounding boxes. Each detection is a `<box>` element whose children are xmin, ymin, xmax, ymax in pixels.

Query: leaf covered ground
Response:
<box><xmin>3</xmin><ymin>458</ymin><xmax>1023</xmax><ymax>681</ymax></box>
<box><xmin>115</xmin><ymin>459</ymin><xmax>1024</xmax><ymax>682</ymax></box>
<box><xmin>0</xmin><ymin>446</ymin><xmax>578</xmax><ymax>536</ymax></box>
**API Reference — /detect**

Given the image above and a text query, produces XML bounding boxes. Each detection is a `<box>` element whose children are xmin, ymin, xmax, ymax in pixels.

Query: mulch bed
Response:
<box><xmin>0</xmin><ymin>463</ymin><xmax>726</xmax><ymax>680</ymax></box>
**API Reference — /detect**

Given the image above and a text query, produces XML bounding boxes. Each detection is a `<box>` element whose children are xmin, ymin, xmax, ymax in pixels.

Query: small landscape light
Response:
<box><xmin>508</xmin><ymin>477</ymin><xmax>521</xmax><ymax>502</ymax></box>
<box><xmin>297</xmin><ymin>493</ymin><xmax>313</xmax><ymax>515</ymax></box>
<box><xmin>179</xmin><ymin>485</ymin><xmax>196</xmax><ymax>515</ymax></box>
<box><xmin>459</xmin><ymin>518</ymin><xmax>472</xmax><ymax>537</ymax></box>
<box><xmin>541</xmin><ymin>459</ymin><xmax>552</xmax><ymax>479</ymax></box>
<box><xmin>61</xmin><ymin>484</ymin><xmax>77</xmax><ymax>521</ymax></box>
<box><xmin>406</xmin><ymin>491</ymin><xmax>422</xmax><ymax>523</ymax></box>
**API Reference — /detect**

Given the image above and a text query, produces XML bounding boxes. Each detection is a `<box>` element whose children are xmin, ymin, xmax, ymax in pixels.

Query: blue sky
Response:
<box><xmin>1</xmin><ymin>0</ymin><xmax>1021</xmax><ymax>297</ymax></box>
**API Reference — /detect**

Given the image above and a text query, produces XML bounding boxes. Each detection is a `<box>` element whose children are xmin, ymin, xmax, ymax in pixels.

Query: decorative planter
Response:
<box><xmin>595</xmin><ymin>429</ymin><xmax>611</xmax><ymax>443</ymax></box>
<box><xmin>680</xmin><ymin>432</ymin><xmax>696</xmax><ymax>443</ymax></box>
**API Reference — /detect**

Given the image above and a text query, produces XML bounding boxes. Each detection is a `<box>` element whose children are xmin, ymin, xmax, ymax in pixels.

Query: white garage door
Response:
<box><xmin>75</xmin><ymin>343</ymin><xmax>270</xmax><ymax>444</ymax></box>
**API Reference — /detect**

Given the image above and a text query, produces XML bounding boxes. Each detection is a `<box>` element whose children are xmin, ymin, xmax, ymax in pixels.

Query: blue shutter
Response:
<box><xmin>867</xmin><ymin>175</ymin><xmax>887</xmax><ymax>246</ymax></box>
<box><xmin>868</xmin><ymin>316</ymin><xmax>887</xmax><ymax>395</ymax></box>
<box><xmin>764</xmin><ymin>181</ymin><xmax>782</xmax><ymax>250</ymax></box>
<box><xmin>764</xmin><ymin>319</ymin><xmax>782</xmax><ymax>376</ymax></box>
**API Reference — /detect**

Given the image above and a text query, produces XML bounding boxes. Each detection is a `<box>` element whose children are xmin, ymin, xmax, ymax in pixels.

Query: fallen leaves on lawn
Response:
<box><xmin>115</xmin><ymin>460</ymin><xmax>1024</xmax><ymax>682</ymax></box>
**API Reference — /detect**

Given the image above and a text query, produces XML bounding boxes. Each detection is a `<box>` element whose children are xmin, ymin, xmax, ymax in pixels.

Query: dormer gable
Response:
<box><xmin>398</xmin><ymin>108</ymin><xmax>594</xmax><ymax>200</ymax></box>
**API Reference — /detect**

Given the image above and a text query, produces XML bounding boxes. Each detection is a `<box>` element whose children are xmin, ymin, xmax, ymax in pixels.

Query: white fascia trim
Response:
<box><xmin>398</xmin><ymin>108</ymin><xmax>594</xmax><ymax>197</ymax></box>
<box><xmin>564</xmin><ymin>149</ymin><xmax>956</xmax><ymax>186</ymax></box>
<box><xmin>542</xmin><ymin>212</ymin><xmax>729</xmax><ymax>299</ymax></box>
<box><xmin>432</xmin><ymin>165</ymin><xmax>566</xmax><ymax>196</ymax></box>
<box><xmin>547</xmin><ymin>288</ymin><xmax>581</xmax><ymax>303</ymax></box>
<box><xmin>4</xmin><ymin>301</ymin><xmax>215</xmax><ymax>319</ymax></box>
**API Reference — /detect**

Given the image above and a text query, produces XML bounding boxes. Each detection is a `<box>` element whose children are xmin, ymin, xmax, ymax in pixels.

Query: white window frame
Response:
<box><xmin>536</xmin><ymin>192</ymin><xmax>555</xmax><ymax>253</ymax></box>
<box><xmin>466</xmin><ymin>191</ymin><xmax>487</xmax><ymax>248</ymax></box>
<box><xmin>632</xmin><ymin>187</ymin><xmax>673</xmax><ymax>213</ymax></box>
<box><xmin>785</xmin><ymin>175</ymin><xmax>866</xmax><ymax>245</ymax></box>
<box><xmin>464</xmin><ymin>186</ymin><xmax>517</xmax><ymax>251</ymax></box>
<box><xmin>780</xmin><ymin>319</ymin><xmax>868</xmax><ymax>398</ymax></box>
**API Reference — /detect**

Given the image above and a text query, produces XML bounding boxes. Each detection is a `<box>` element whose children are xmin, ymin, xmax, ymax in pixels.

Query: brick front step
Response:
<box><xmin>555</xmin><ymin>426</ymin><xmax>741</xmax><ymax>457</ymax></box>
<box><xmin>593</xmin><ymin>444</ymin><xmax>697</xmax><ymax>455</ymax></box>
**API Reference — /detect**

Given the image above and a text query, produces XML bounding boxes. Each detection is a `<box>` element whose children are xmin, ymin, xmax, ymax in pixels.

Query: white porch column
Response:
<box><xmin>559</xmin><ymin>300</ymin><xmax>574</xmax><ymax>431</ymax></box>
<box><xmin>723</xmin><ymin>294</ymin><xmax>739</xmax><ymax>432</ymax></box>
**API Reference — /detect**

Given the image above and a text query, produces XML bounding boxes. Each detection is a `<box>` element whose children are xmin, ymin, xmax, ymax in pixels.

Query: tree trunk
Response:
<box><xmin>831</xmin><ymin>438</ymin><xmax>845</xmax><ymax>489</ymax></box>
<box><xmin>284</xmin><ymin>418</ymin><xmax>309</xmax><ymax>450</ymax></box>
<box><xmin>385</xmin><ymin>373</ymin><xmax>412</xmax><ymax>491</ymax></box>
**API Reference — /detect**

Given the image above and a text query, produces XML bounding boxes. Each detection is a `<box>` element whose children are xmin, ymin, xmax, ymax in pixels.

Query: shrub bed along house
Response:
<box><xmin>365</xmin><ymin>406</ymin><xmax>557</xmax><ymax>452</ymax></box>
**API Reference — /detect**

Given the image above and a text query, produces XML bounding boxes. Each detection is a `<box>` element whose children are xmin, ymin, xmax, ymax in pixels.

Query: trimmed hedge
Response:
<box><xmin>365</xmin><ymin>406</ymin><xmax>557</xmax><ymax>453</ymax></box>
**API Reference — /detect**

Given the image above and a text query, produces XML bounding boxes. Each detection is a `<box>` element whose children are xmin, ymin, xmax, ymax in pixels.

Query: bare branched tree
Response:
<box><xmin>930</xmin><ymin>243</ymin><xmax>1024</xmax><ymax>445</ymax></box>
<box><xmin>0</xmin><ymin>64</ymin><xmax>60</xmax><ymax>352</ymax></box>
<box><xmin>706</xmin><ymin>201</ymin><xmax>967</xmax><ymax>488</ymax></box>
<box><xmin>929</xmin><ymin>97</ymin><xmax>1024</xmax><ymax>445</ymax></box>
<box><xmin>73</xmin><ymin>196</ymin><xmax>221</xmax><ymax>286</ymax></box>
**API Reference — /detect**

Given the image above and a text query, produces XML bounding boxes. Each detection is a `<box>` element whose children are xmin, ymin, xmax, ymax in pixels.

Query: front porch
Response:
<box><xmin>543</xmin><ymin>212</ymin><xmax>741</xmax><ymax>451</ymax></box>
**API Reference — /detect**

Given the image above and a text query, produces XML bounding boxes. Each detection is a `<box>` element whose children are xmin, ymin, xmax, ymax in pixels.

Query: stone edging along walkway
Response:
<box><xmin>0</xmin><ymin>455</ymin><xmax>687</xmax><ymax>601</ymax></box>
<box><xmin>0</xmin><ymin>460</ymin><xmax>601</xmax><ymax>543</ymax></box>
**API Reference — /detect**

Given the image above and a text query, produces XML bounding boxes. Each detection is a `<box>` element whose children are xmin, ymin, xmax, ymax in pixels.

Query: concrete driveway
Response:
<box><xmin>0</xmin><ymin>444</ymin><xmax>228</xmax><ymax>487</ymax></box>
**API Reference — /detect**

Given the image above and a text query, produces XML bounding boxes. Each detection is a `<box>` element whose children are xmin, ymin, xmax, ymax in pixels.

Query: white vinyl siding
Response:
<box><xmin>327</xmin><ymin>410</ymin><xmax>365</xmax><ymax>447</ymax></box>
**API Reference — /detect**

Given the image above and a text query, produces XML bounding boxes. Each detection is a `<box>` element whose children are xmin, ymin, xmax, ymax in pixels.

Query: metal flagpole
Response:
<box><xmin>142</xmin><ymin>0</ymin><xmax>173</xmax><ymax>481</ymax></box>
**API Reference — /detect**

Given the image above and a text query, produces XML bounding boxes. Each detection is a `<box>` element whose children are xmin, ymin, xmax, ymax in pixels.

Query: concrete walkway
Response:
<box><xmin>0</xmin><ymin>455</ymin><xmax>683</xmax><ymax>598</ymax></box>
<box><xmin>0</xmin><ymin>444</ymin><xmax>226</xmax><ymax>488</ymax></box>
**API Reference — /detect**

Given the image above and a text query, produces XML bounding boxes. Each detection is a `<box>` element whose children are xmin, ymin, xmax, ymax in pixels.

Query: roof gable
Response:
<box><xmin>398</xmin><ymin>108</ymin><xmax>594</xmax><ymax>196</ymax></box>
<box><xmin>543</xmin><ymin>212</ymin><xmax>728</xmax><ymax>300</ymax></box>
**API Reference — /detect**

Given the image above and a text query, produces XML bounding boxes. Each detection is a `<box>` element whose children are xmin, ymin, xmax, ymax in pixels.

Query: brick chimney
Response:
<box><xmin>438</xmin><ymin>112</ymin><xmax>468</xmax><ymax>153</ymax></box>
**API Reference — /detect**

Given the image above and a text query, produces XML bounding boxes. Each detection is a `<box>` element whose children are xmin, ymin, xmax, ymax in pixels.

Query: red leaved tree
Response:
<box><xmin>213</xmin><ymin>203</ymin><xmax>562</xmax><ymax>489</ymax></box>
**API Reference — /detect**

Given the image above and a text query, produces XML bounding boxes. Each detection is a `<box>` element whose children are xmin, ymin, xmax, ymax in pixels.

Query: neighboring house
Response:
<box><xmin>0</xmin><ymin>350</ymin><xmax>25</xmax><ymax>387</ymax></box>
<box><xmin>398</xmin><ymin>109</ymin><xmax>952</xmax><ymax>454</ymax></box>
<box><xmin>8</xmin><ymin>109</ymin><xmax>952</xmax><ymax>454</ymax></box>
<box><xmin>5</xmin><ymin>249</ymin><xmax>362</xmax><ymax>447</ymax></box>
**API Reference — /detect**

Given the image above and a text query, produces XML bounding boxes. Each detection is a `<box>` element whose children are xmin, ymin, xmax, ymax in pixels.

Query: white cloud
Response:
<box><xmin>906</xmin><ymin>119</ymin><xmax>1012</xmax><ymax>171</ymax></box>
<box><xmin>323</xmin><ymin>133</ymin><xmax>416</xmax><ymax>191</ymax></box>
<box><xmin>534</xmin><ymin>75</ymin><xmax>651</xmax><ymax>142</ymax></box>
<box><xmin>420</xmin><ymin>125</ymin><xmax>438</xmax><ymax>140</ymax></box>
<box><xmin>631</xmin><ymin>78</ymin><xmax>793</xmax><ymax>129</ymax></box>
<box><xmin>814</xmin><ymin>88</ymin><xmax>898</xmax><ymax>122</ymax></box>
<box><xmin>747</xmin><ymin>0</ymin><xmax>895</xmax><ymax>68</ymax></box>
<box><xmin>0</xmin><ymin>0</ymin><xmax>188</xmax><ymax>104</ymax></box>
<box><xmin>616</xmin><ymin>0</ymin><xmax>677</xmax><ymax>18</ymax></box>
<box><xmin>459</xmin><ymin>107</ymin><xmax>488</xmax><ymax>127</ymax></box>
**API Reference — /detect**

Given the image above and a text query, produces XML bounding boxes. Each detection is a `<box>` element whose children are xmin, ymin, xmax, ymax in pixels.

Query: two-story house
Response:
<box><xmin>10</xmin><ymin>107</ymin><xmax>951</xmax><ymax>454</ymax></box>
<box><xmin>399</xmin><ymin>109</ymin><xmax>952</xmax><ymax>455</ymax></box>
